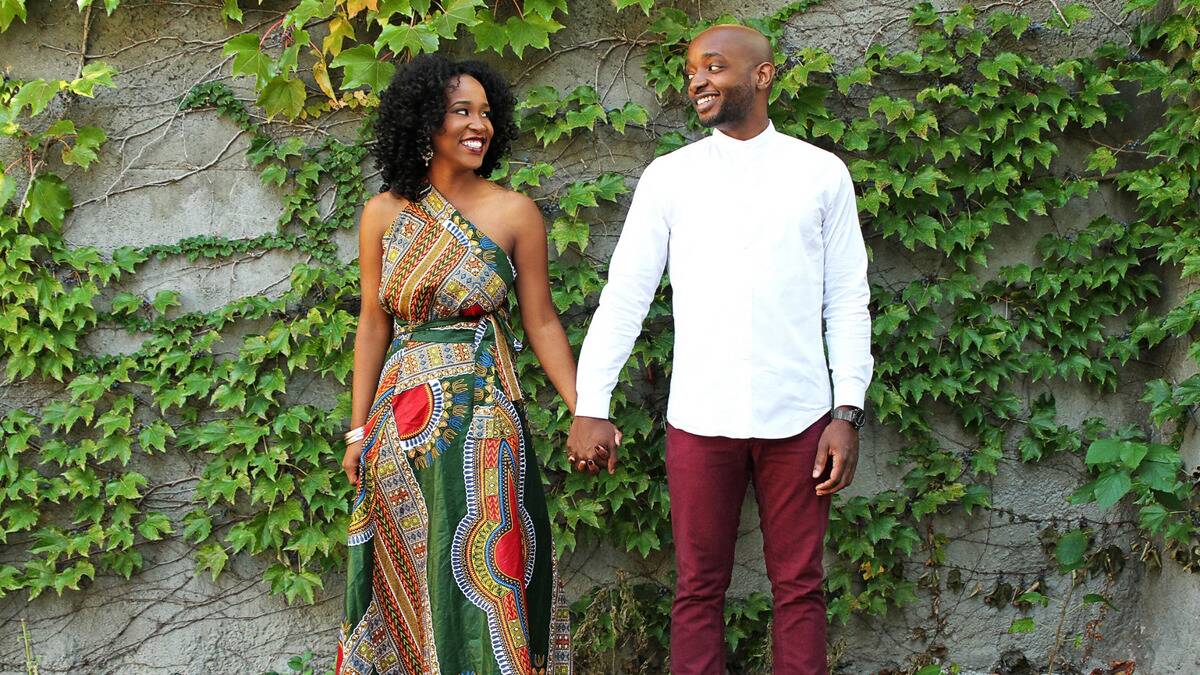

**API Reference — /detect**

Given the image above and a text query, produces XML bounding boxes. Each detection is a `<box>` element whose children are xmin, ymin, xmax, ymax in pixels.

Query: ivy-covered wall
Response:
<box><xmin>2</xmin><ymin>0</ymin><xmax>1199</xmax><ymax>673</ymax></box>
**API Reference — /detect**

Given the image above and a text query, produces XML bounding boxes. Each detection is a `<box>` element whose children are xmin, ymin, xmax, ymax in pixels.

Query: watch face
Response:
<box><xmin>836</xmin><ymin>408</ymin><xmax>864</xmax><ymax>428</ymax></box>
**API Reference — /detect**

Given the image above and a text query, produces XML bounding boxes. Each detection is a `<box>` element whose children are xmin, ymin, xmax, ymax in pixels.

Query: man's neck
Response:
<box><xmin>715</xmin><ymin>113</ymin><xmax>770</xmax><ymax>141</ymax></box>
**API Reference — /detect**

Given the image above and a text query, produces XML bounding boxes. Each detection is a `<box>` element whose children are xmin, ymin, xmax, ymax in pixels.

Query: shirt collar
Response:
<box><xmin>709</xmin><ymin>120</ymin><xmax>777</xmax><ymax>152</ymax></box>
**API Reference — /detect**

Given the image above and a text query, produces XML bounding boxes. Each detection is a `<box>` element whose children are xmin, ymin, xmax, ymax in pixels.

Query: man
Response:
<box><xmin>566</xmin><ymin>23</ymin><xmax>873</xmax><ymax>675</ymax></box>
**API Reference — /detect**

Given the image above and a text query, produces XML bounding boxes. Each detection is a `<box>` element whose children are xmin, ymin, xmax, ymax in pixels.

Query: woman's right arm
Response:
<box><xmin>342</xmin><ymin>195</ymin><xmax>404</xmax><ymax>487</ymax></box>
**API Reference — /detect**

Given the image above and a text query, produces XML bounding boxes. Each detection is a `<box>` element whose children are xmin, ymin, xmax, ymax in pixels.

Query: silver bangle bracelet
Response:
<box><xmin>344</xmin><ymin>425</ymin><xmax>365</xmax><ymax>445</ymax></box>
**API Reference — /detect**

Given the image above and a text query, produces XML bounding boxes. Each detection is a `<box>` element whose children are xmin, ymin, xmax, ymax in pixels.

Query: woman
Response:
<box><xmin>335</xmin><ymin>55</ymin><xmax>616</xmax><ymax>674</ymax></box>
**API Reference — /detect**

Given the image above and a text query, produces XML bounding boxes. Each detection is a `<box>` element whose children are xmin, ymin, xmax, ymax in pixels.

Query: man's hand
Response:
<box><xmin>566</xmin><ymin>415</ymin><xmax>623</xmax><ymax>475</ymax></box>
<box><xmin>813</xmin><ymin>415</ymin><xmax>859</xmax><ymax>496</ymax></box>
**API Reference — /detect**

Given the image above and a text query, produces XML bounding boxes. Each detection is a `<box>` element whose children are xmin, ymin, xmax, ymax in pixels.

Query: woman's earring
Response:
<box><xmin>420</xmin><ymin>142</ymin><xmax>433</xmax><ymax>166</ymax></box>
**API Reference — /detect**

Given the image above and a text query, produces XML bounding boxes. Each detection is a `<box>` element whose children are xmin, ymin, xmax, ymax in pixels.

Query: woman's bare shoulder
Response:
<box><xmin>361</xmin><ymin>190</ymin><xmax>410</xmax><ymax>238</ymax></box>
<box><xmin>486</xmin><ymin>183</ymin><xmax>542</xmax><ymax>231</ymax></box>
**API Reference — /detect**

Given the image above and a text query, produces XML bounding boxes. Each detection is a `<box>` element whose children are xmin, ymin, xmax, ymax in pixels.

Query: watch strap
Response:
<box><xmin>831</xmin><ymin>406</ymin><xmax>865</xmax><ymax>429</ymax></box>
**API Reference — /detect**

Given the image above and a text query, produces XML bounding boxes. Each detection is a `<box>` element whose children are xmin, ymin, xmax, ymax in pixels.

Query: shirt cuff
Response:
<box><xmin>832</xmin><ymin>379</ymin><xmax>867</xmax><ymax>411</ymax></box>
<box><xmin>574</xmin><ymin>391</ymin><xmax>612</xmax><ymax>420</ymax></box>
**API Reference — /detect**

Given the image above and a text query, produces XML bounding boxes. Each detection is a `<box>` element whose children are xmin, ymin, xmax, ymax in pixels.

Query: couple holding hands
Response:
<box><xmin>335</xmin><ymin>23</ymin><xmax>872</xmax><ymax>675</ymax></box>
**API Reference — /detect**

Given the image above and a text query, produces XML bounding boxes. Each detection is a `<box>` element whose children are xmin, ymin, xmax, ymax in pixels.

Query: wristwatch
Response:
<box><xmin>831</xmin><ymin>406</ymin><xmax>865</xmax><ymax>430</ymax></box>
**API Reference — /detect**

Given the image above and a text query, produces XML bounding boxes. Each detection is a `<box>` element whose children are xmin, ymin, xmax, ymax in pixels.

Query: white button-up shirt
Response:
<box><xmin>574</xmin><ymin>121</ymin><xmax>873</xmax><ymax>439</ymax></box>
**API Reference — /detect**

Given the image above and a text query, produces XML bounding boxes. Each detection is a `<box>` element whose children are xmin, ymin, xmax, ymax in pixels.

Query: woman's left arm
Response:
<box><xmin>508</xmin><ymin>195</ymin><xmax>579</xmax><ymax>414</ymax></box>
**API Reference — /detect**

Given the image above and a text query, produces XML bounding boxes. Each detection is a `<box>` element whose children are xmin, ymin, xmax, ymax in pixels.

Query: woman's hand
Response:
<box><xmin>343</xmin><ymin>440</ymin><xmax>363</xmax><ymax>488</ymax></box>
<box><xmin>567</xmin><ymin>416</ymin><xmax>623</xmax><ymax>475</ymax></box>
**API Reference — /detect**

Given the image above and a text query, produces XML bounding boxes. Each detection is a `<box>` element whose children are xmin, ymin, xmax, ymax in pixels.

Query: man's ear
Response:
<box><xmin>755</xmin><ymin>62</ymin><xmax>775</xmax><ymax>90</ymax></box>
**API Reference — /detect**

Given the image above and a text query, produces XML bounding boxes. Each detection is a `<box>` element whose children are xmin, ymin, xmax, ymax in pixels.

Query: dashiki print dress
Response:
<box><xmin>337</xmin><ymin>186</ymin><xmax>572</xmax><ymax>675</ymax></box>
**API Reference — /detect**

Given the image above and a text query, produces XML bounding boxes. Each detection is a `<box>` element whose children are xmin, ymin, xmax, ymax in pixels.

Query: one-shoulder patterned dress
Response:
<box><xmin>337</xmin><ymin>186</ymin><xmax>572</xmax><ymax>675</ymax></box>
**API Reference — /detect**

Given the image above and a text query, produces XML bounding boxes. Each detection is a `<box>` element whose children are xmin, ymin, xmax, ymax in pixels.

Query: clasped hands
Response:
<box><xmin>565</xmin><ymin>416</ymin><xmax>622</xmax><ymax>475</ymax></box>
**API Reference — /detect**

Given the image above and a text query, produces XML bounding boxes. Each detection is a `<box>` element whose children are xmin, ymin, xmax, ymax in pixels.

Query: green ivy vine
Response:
<box><xmin>2</xmin><ymin>0</ymin><xmax>1200</xmax><ymax>670</ymax></box>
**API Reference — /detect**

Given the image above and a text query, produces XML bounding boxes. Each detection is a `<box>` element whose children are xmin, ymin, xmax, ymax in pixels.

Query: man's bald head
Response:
<box><xmin>691</xmin><ymin>24</ymin><xmax>774</xmax><ymax>67</ymax></box>
<box><xmin>685</xmin><ymin>23</ymin><xmax>775</xmax><ymax>132</ymax></box>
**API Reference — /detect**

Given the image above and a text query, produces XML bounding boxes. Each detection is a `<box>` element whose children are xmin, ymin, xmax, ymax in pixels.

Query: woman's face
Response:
<box><xmin>430</xmin><ymin>74</ymin><xmax>492</xmax><ymax>172</ymax></box>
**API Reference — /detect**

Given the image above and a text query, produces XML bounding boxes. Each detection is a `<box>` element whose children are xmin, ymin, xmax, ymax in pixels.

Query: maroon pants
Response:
<box><xmin>666</xmin><ymin>415</ymin><xmax>832</xmax><ymax>675</ymax></box>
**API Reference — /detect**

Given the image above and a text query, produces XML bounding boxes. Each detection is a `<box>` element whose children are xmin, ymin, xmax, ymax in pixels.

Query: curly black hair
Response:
<box><xmin>373</xmin><ymin>54</ymin><xmax>518</xmax><ymax>201</ymax></box>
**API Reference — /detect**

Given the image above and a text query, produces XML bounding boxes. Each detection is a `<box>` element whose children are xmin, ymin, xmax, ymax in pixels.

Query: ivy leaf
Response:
<box><xmin>182</xmin><ymin>510</ymin><xmax>213</xmax><ymax>543</ymax></box>
<box><xmin>377</xmin><ymin>22</ymin><xmax>440</xmax><ymax>58</ymax></box>
<box><xmin>1054</xmin><ymin>528</ymin><xmax>1089</xmax><ymax>571</ymax></box>
<box><xmin>111</xmin><ymin>246</ymin><xmax>147</xmax><ymax>273</ymax></box>
<box><xmin>196</xmin><ymin>542</ymin><xmax>229</xmax><ymax>580</ymax></box>
<box><xmin>503</xmin><ymin>14</ymin><xmax>563</xmax><ymax>58</ymax></box>
<box><xmin>105</xmin><ymin>472</ymin><xmax>147</xmax><ymax>503</ymax></box>
<box><xmin>137</xmin><ymin>513</ymin><xmax>174</xmax><ymax>541</ymax></box>
<box><xmin>1138</xmin><ymin>504</ymin><xmax>1169</xmax><ymax>534</ymax></box>
<box><xmin>1135</xmin><ymin>457</ymin><xmax>1179</xmax><ymax>493</ymax></box>
<box><xmin>346</xmin><ymin>0</ymin><xmax>380</xmax><ymax>15</ymax></box>
<box><xmin>71</xmin><ymin>496</ymin><xmax>105</xmax><ymax>524</ymax></box>
<box><xmin>68</xmin><ymin>62</ymin><xmax>117</xmax><ymax>97</ymax></box>
<box><xmin>299</xmin><ymin>468</ymin><xmax>334</xmax><ymax>502</ymax></box>
<box><xmin>260</xmin><ymin>163</ymin><xmax>288</xmax><ymax>187</ymax></box>
<box><xmin>0</xmin><ymin>0</ymin><xmax>27</xmax><ymax>31</ymax></box>
<box><xmin>150</xmin><ymin>289</ymin><xmax>181</xmax><ymax>314</ymax></box>
<box><xmin>330</xmin><ymin>44</ymin><xmax>396</xmax><ymax>92</ymax></box>
<box><xmin>1008</xmin><ymin>617</ymin><xmax>1036</xmax><ymax>634</ymax></box>
<box><xmin>1086</xmin><ymin>146</ymin><xmax>1117</xmax><ymax>174</ymax></box>
<box><xmin>101</xmin><ymin>549</ymin><xmax>142</xmax><ymax>580</ymax></box>
<box><xmin>138</xmin><ymin>420</ymin><xmax>175</xmax><ymax>453</ymax></box>
<box><xmin>1118</xmin><ymin>442</ymin><xmax>1148</xmax><ymax>470</ymax></box>
<box><xmin>526</xmin><ymin>0</ymin><xmax>566</xmax><ymax>18</ymax></box>
<box><xmin>510</xmin><ymin>162</ymin><xmax>554</xmax><ymax>189</ymax></box>
<box><xmin>517</xmin><ymin>84</ymin><xmax>561</xmax><ymax>112</ymax></box>
<box><xmin>607</xmin><ymin>101</ymin><xmax>648</xmax><ymax>133</ymax></box>
<box><xmin>311</xmin><ymin>56</ymin><xmax>338</xmax><ymax>103</ymax></box>
<box><xmin>77</xmin><ymin>0</ymin><xmax>121</xmax><ymax>15</ymax></box>
<box><xmin>266</xmin><ymin>499</ymin><xmax>304</xmax><ymax>534</ymax></box>
<box><xmin>221</xmin><ymin>0</ymin><xmax>243</xmax><ymax>21</ymax></box>
<box><xmin>0</xmin><ymin>170</ymin><xmax>15</xmax><ymax>210</ymax></box>
<box><xmin>96</xmin><ymin>406</ymin><xmax>132</xmax><ymax>437</ymax></box>
<box><xmin>549</xmin><ymin>217</ymin><xmax>589</xmax><ymax>254</ymax></box>
<box><xmin>467</xmin><ymin>10</ymin><xmax>509</xmax><ymax>53</ymax></box>
<box><xmin>1093</xmin><ymin>469</ymin><xmax>1132</xmax><ymax>509</ymax></box>
<box><xmin>23</xmin><ymin>173</ymin><xmax>72</xmax><ymax>228</ymax></box>
<box><xmin>285</xmin><ymin>523</ymin><xmax>330</xmax><ymax>562</ymax></box>
<box><xmin>612</xmin><ymin>0</ymin><xmax>652</xmax><ymax>15</ymax></box>
<box><xmin>864</xmin><ymin>515</ymin><xmax>897</xmax><ymax>544</ymax></box>
<box><xmin>316</xmin><ymin>17</ymin><xmax>354</xmax><ymax>57</ymax></box>
<box><xmin>988</xmin><ymin>10</ymin><xmax>1032</xmax><ymax>38</ymax></box>
<box><xmin>592</xmin><ymin>172</ymin><xmax>627</xmax><ymax>201</ymax></box>
<box><xmin>280</xmin><ymin>569</ymin><xmax>323</xmax><ymax>604</ymax></box>
<box><xmin>211</xmin><ymin>383</ymin><xmax>247</xmax><ymax>412</ymax></box>
<box><xmin>285</xmin><ymin>0</ymin><xmax>335</xmax><ymax>28</ymax></box>
<box><xmin>1085</xmin><ymin>438</ymin><xmax>1127</xmax><ymax>466</ymax></box>
<box><xmin>656</xmin><ymin>132</ymin><xmax>687</xmax><ymax>156</ymax></box>
<box><xmin>224</xmin><ymin>34</ymin><xmax>272</xmax><ymax>85</ymax></box>
<box><xmin>257</xmin><ymin>76</ymin><xmax>307</xmax><ymax>121</ymax></box>
<box><xmin>430</xmin><ymin>0</ymin><xmax>483</xmax><ymax>38</ymax></box>
<box><xmin>960</xmin><ymin>483</ymin><xmax>991</xmax><ymax>514</ymax></box>
<box><xmin>11</xmin><ymin>80</ymin><xmax>60</xmax><ymax>118</ymax></box>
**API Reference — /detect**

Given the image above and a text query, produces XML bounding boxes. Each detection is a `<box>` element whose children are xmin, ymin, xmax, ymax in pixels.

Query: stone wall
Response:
<box><xmin>1</xmin><ymin>1</ymin><xmax>1197</xmax><ymax>673</ymax></box>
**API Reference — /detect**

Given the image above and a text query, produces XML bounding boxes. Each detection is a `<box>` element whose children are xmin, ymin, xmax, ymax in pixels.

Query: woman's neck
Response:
<box><xmin>428</xmin><ymin>162</ymin><xmax>484</xmax><ymax>198</ymax></box>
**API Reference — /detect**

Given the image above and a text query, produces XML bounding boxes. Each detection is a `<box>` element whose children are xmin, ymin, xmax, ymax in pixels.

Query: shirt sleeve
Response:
<box><xmin>574</xmin><ymin>160</ymin><xmax>671</xmax><ymax>419</ymax></box>
<box><xmin>822</xmin><ymin>158</ymin><xmax>874</xmax><ymax>410</ymax></box>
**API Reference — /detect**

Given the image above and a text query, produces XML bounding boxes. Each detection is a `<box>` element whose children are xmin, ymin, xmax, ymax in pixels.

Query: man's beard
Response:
<box><xmin>698</xmin><ymin>79</ymin><xmax>755</xmax><ymax>128</ymax></box>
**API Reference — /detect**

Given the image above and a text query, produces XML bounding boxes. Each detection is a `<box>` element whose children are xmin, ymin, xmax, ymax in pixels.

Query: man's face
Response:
<box><xmin>684</xmin><ymin>31</ymin><xmax>759</xmax><ymax>129</ymax></box>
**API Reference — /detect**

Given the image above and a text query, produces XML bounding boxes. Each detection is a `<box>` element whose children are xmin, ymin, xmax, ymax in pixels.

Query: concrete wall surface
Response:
<box><xmin>1</xmin><ymin>0</ymin><xmax>1197</xmax><ymax>673</ymax></box>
